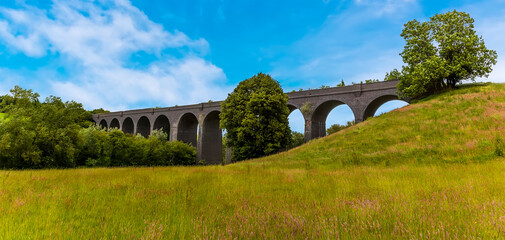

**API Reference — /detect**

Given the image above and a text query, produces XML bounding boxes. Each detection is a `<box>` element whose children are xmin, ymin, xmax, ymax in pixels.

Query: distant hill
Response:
<box><xmin>240</xmin><ymin>82</ymin><xmax>505</xmax><ymax>169</ymax></box>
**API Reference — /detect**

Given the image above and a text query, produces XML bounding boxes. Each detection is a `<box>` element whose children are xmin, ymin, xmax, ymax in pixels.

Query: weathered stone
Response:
<box><xmin>92</xmin><ymin>80</ymin><xmax>407</xmax><ymax>164</ymax></box>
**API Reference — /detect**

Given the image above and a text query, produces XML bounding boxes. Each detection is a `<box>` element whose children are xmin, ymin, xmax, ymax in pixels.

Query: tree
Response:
<box><xmin>220</xmin><ymin>73</ymin><xmax>291</xmax><ymax>161</ymax></box>
<box><xmin>288</xmin><ymin>131</ymin><xmax>305</xmax><ymax>149</ymax></box>
<box><xmin>327</xmin><ymin>121</ymin><xmax>354</xmax><ymax>135</ymax></box>
<box><xmin>391</xmin><ymin>10</ymin><xmax>497</xmax><ymax>99</ymax></box>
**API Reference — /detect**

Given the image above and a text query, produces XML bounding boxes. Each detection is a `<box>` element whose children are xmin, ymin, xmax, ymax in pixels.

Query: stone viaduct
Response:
<box><xmin>92</xmin><ymin>79</ymin><xmax>407</xmax><ymax>164</ymax></box>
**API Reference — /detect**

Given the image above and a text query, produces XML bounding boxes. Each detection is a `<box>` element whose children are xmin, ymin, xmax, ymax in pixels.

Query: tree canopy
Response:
<box><xmin>389</xmin><ymin>10</ymin><xmax>497</xmax><ymax>99</ymax></box>
<box><xmin>0</xmin><ymin>86</ymin><xmax>196</xmax><ymax>169</ymax></box>
<box><xmin>220</xmin><ymin>73</ymin><xmax>291</xmax><ymax>162</ymax></box>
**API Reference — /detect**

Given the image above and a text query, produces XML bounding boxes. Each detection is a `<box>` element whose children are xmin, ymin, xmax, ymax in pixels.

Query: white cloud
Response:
<box><xmin>0</xmin><ymin>0</ymin><xmax>227</xmax><ymax>110</ymax></box>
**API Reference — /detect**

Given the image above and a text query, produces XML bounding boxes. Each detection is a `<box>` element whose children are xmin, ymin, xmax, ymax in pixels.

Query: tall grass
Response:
<box><xmin>1</xmin><ymin>83</ymin><xmax>505</xmax><ymax>238</ymax></box>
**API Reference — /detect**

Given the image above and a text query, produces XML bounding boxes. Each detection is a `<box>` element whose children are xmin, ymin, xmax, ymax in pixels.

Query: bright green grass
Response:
<box><xmin>1</xmin><ymin>83</ymin><xmax>505</xmax><ymax>239</ymax></box>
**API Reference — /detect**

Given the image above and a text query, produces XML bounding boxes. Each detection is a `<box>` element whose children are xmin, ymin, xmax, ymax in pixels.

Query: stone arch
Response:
<box><xmin>122</xmin><ymin>117</ymin><xmax>134</xmax><ymax>134</ymax></box>
<box><xmin>287</xmin><ymin>104</ymin><xmax>298</xmax><ymax>114</ymax></box>
<box><xmin>311</xmin><ymin>100</ymin><xmax>354</xmax><ymax>139</ymax></box>
<box><xmin>99</xmin><ymin>119</ymin><xmax>107</xmax><ymax>130</ymax></box>
<box><xmin>137</xmin><ymin>116</ymin><xmax>151</xmax><ymax>138</ymax></box>
<box><xmin>110</xmin><ymin>118</ymin><xmax>120</xmax><ymax>129</ymax></box>
<box><xmin>177</xmin><ymin>112</ymin><xmax>198</xmax><ymax>147</ymax></box>
<box><xmin>362</xmin><ymin>95</ymin><xmax>408</xmax><ymax>121</ymax></box>
<box><xmin>153</xmin><ymin>115</ymin><xmax>170</xmax><ymax>137</ymax></box>
<box><xmin>200</xmin><ymin>111</ymin><xmax>222</xmax><ymax>164</ymax></box>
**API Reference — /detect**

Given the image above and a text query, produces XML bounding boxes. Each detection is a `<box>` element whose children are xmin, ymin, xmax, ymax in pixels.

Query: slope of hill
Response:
<box><xmin>1</xmin><ymin>83</ymin><xmax>505</xmax><ymax>239</ymax></box>
<box><xmin>237</xmin><ymin>82</ymin><xmax>505</xmax><ymax>170</ymax></box>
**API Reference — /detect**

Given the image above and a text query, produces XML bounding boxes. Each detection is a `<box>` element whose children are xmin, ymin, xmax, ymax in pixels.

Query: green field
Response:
<box><xmin>1</xmin><ymin>83</ymin><xmax>505</xmax><ymax>238</ymax></box>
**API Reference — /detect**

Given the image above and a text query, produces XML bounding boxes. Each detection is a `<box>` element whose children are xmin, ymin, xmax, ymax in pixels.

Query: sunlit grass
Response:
<box><xmin>1</xmin><ymin>83</ymin><xmax>505</xmax><ymax>238</ymax></box>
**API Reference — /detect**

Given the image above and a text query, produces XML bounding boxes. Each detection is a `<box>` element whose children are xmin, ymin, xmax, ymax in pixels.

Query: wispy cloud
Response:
<box><xmin>0</xmin><ymin>0</ymin><xmax>228</xmax><ymax>110</ymax></box>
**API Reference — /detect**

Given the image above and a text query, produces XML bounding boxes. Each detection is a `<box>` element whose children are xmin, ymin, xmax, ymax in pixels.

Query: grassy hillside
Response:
<box><xmin>240</xmin><ymin>82</ymin><xmax>505</xmax><ymax>170</ymax></box>
<box><xmin>1</xmin><ymin>83</ymin><xmax>505</xmax><ymax>239</ymax></box>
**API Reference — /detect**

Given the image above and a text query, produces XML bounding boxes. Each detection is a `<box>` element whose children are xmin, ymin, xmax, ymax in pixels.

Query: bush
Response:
<box><xmin>0</xmin><ymin>86</ymin><xmax>197</xmax><ymax>169</ymax></box>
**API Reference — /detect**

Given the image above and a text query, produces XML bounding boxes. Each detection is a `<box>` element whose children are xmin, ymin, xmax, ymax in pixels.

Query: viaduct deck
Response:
<box><xmin>93</xmin><ymin>79</ymin><xmax>405</xmax><ymax>164</ymax></box>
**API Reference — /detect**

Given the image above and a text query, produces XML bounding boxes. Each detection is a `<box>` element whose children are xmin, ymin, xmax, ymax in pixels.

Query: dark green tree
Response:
<box><xmin>220</xmin><ymin>73</ymin><xmax>291</xmax><ymax>161</ymax></box>
<box><xmin>391</xmin><ymin>10</ymin><xmax>497</xmax><ymax>99</ymax></box>
<box><xmin>288</xmin><ymin>131</ymin><xmax>305</xmax><ymax>149</ymax></box>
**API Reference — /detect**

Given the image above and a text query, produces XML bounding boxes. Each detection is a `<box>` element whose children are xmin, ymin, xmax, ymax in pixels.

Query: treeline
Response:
<box><xmin>0</xmin><ymin>86</ymin><xmax>195</xmax><ymax>169</ymax></box>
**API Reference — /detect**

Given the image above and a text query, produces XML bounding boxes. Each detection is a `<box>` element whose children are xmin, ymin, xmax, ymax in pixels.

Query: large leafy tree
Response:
<box><xmin>220</xmin><ymin>73</ymin><xmax>291</xmax><ymax>162</ymax></box>
<box><xmin>390</xmin><ymin>10</ymin><xmax>497</xmax><ymax>99</ymax></box>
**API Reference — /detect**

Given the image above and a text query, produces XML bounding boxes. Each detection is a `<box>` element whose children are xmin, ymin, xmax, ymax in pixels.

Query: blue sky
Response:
<box><xmin>0</xmin><ymin>0</ymin><xmax>504</xmax><ymax>132</ymax></box>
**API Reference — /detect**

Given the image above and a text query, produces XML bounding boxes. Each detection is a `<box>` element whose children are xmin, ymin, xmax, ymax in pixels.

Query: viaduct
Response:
<box><xmin>92</xmin><ymin>79</ymin><xmax>407</xmax><ymax>164</ymax></box>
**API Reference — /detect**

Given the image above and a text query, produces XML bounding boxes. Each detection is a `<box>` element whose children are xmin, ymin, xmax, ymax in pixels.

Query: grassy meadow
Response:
<box><xmin>2</xmin><ymin>83</ymin><xmax>505</xmax><ymax>239</ymax></box>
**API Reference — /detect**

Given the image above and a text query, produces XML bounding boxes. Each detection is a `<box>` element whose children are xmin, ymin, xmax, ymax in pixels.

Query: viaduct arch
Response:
<box><xmin>92</xmin><ymin>80</ymin><xmax>408</xmax><ymax>164</ymax></box>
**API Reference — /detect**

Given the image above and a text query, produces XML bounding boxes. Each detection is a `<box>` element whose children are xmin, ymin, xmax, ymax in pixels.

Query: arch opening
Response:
<box><xmin>122</xmin><ymin>117</ymin><xmax>134</xmax><ymax>134</ymax></box>
<box><xmin>288</xmin><ymin>109</ymin><xmax>304</xmax><ymax>134</ymax></box>
<box><xmin>374</xmin><ymin>100</ymin><xmax>409</xmax><ymax>117</ymax></box>
<box><xmin>137</xmin><ymin>116</ymin><xmax>151</xmax><ymax>138</ymax></box>
<box><xmin>363</xmin><ymin>95</ymin><xmax>409</xmax><ymax>121</ymax></box>
<box><xmin>288</xmin><ymin>109</ymin><xmax>305</xmax><ymax>147</ymax></box>
<box><xmin>99</xmin><ymin>119</ymin><xmax>107</xmax><ymax>130</ymax></box>
<box><xmin>201</xmin><ymin>111</ymin><xmax>222</xmax><ymax>164</ymax></box>
<box><xmin>153</xmin><ymin>115</ymin><xmax>170</xmax><ymax>139</ymax></box>
<box><xmin>177</xmin><ymin>113</ymin><xmax>198</xmax><ymax>147</ymax></box>
<box><xmin>110</xmin><ymin>118</ymin><xmax>120</xmax><ymax>129</ymax></box>
<box><xmin>311</xmin><ymin>100</ymin><xmax>354</xmax><ymax>139</ymax></box>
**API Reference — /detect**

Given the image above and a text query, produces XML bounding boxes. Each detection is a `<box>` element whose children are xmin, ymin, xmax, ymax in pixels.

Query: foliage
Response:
<box><xmin>89</xmin><ymin>108</ymin><xmax>110</xmax><ymax>114</ymax></box>
<box><xmin>220</xmin><ymin>73</ymin><xmax>291</xmax><ymax>161</ymax></box>
<box><xmin>288</xmin><ymin>131</ymin><xmax>305</xmax><ymax>149</ymax></box>
<box><xmin>384</xmin><ymin>69</ymin><xmax>401</xmax><ymax>81</ymax></box>
<box><xmin>336</xmin><ymin>80</ymin><xmax>345</xmax><ymax>87</ymax></box>
<box><xmin>80</xmin><ymin>127</ymin><xmax>196</xmax><ymax>168</ymax></box>
<box><xmin>2</xmin><ymin>84</ymin><xmax>505</xmax><ymax>238</ymax></box>
<box><xmin>0</xmin><ymin>87</ymin><xmax>91</xmax><ymax>168</ymax></box>
<box><xmin>150</xmin><ymin>128</ymin><xmax>169</xmax><ymax>141</ymax></box>
<box><xmin>326</xmin><ymin>121</ymin><xmax>355</xmax><ymax>135</ymax></box>
<box><xmin>393</xmin><ymin>10</ymin><xmax>497</xmax><ymax>99</ymax></box>
<box><xmin>364</xmin><ymin>79</ymin><xmax>379</xmax><ymax>84</ymax></box>
<box><xmin>0</xmin><ymin>86</ymin><xmax>196</xmax><ymax>169</ymax></box>
<box><xmin>299</xmin><ymin>102</ymin><xmax>312</xmax><ymax>117</ymax></box>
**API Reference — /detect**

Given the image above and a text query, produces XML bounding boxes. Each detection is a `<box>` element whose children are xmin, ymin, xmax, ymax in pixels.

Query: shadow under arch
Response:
<box><xmin>137</xmin><ymin>116</ymin><xmax>151</xmax><ymax>138</ymax></box>
<box><xmin>201</xmin><ymin>111</ymin><xmax>222</xmax><ymax>164</ymax></box>
<box><xmin>363</xmin><ymin>95</ymin><xmax>409</xmax><ymax>121</ymax></box>
<box><xmin>153</xmin><ymin>115</ymin><xmax>170</xmax><ymax>138</ymax></box>
<box><xmin>177</xmin><ymin>112</ymin><xmax>198</xmax><ymax>147</ymax></box>
<box><xmin>311</xmin><ymin>100</ymin><xmax>354</xmax><ymax>139</ymax></box>
<box><xmin>122</xmin><ymin>117</ymin><xmax>134</xmax><ymax>134</ymax></box>
<box><xmin>99</xmin><ymin>119</ymin><xmax>107</xmax><ymax>130</ymax></box>
<box><xmin>110</xmin><ymin>118</ymin><xmax>120</xmax><ymax>129</ymax></box>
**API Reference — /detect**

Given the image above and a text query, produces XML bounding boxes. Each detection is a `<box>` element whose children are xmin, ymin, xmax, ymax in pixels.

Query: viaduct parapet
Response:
<box><xmin>92</xmin><ymin>79</ymin><xmax>406</xmax><ymax>164</ymax></box>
